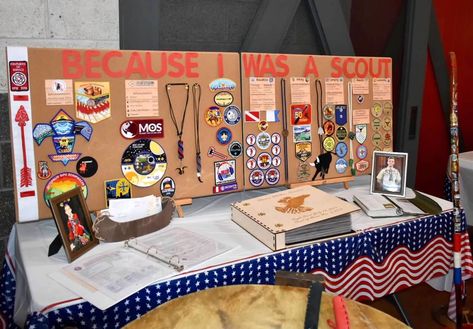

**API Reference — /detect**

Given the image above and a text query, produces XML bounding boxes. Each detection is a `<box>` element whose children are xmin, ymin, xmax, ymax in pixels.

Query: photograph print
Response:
<box><xmin>371</xmin><ymin>151</ymin><xmax>408</xmax><ymax>197</ymax></box>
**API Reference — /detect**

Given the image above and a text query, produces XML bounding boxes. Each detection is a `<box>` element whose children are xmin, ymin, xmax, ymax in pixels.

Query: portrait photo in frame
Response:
<box><xmin>49</xmin><ymin>187</ymin><xmax>98</xmax><ymax>262</ymax></box>
<box><xmin>370</xmin><ymin>151</ymin><xmax>408</xmax><ymax>197</ymax></box>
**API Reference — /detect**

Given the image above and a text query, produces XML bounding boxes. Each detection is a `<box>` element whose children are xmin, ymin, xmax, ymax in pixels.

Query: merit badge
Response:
<box><xmin>323</xmin><ymin>104</ymin><xmax>334</xmax><ymax>120</ymax></box>
<box><xmin>323</xmin><ymin>136</ymin><xmax>336</xmax><ymax>152</ymax></box>
<box><xmin>382</xmin><ymin>117</ymin><xmax>392</xmax><ymax>131</ymax></box>
<box><xmin>244</xmin><ymin>111</ymin><xmax>260</xmax><ymax>123</ymax></box>
<box><xmin>160</xmin><ymin>177</ymin><xmax>176</xmax><ymax>197</ymax></box>
<box><xmin>214</xmin><ymin>91</ymin><xmax>234</xmax><ymax>107</ymax></box>
<box><xmin>44</xmin><ymin>172</ymin><xmax>87</xmax><ymax>206</ymax></box>
<box><xmin>384</xmin><ymin>132</ymin><xmax>392</xmax><ymax>146</ymax></box>
<box><xmin>223</xmin><ymin>105</ymin><xmax>241</xmax><ymax>125</ymax></box>
<box><xmin>291</xmin><ymin>104</ymin><xmax>312</xmax><ymax>125</ymax></box>
<box><xmin>335</xmin><ymin>142</ymin><xmax>348</xmax><ymax>158</ymax></box>
<box><xmin>265</xmin><ymin>168</ymin><xmax>280</xmax><ymax>185</ymax></box>
<box><xmin>258</xmin><ymin>120</ymin><xmax>269</xmax><ymax>131</ymax></box>
<box><xmin>209</xmin><ymin>78</ymin><xmax>237</xmax><ymax>92</ymax></box>
<box><xmin>271</xmin><ymin>144</ymin><xmax>281</xmax><ymax>156</ymax></box>
<box><xmin>256</xmin><ymin>132</ymin><xmax>271</xmax><ymax>150</ymax></box>
<box><xmin>257</xmin><ymin>152</ymin><xmax>272</xmax><ymax>170</ymax></box>
<box><xmin>246</xmin><ymin>145</ymin><xmax>257</xmax><ymax>158</ymax></box>
<box><xmin>297</xmin><ymin>162</ymin><xmax>311</xmax><ymax>181</ymax></box>
<box><xmin>371</xmin><ymin>103</ymin><xmax>382</xmax><ymax>117</ymax></box>
<box><xmin>208</xmin><ymin>146</ymin><xmax>227</xmax><ymax>160</ymax></box>
<box><xmin>246</xmin><ymin>134</ymin><xmax>256</xmax><ymax>146</ymax></box>
<box><xmin>121</xmin><ymin>139</ymin><xmax>167</xmax><ymax>187</ymax></box>
<box><xmin>120</xmin><ymin>119</ymin><xmax>164</xmax><ymax>139</ymax></box>
<box><xmin>33</xmin><ymin>109</ymin><xmax>93</xmax><ymax>165</ymax></box>
<box><xmin>355</xmin><ymin>124</ymin><xmax>367</xmax><ymax>144</ymax></box>
<box><xmin>213</xmin><ymin>182</ymin><xmax>238</xmax><ymax>194</ymax></box>
<box><xmin>355</xmin><ymin>160</ymin><xmax>369</xmax><ymax>172</ymax></box>
<box><xmin>356</xmin><ymin>95</ymin><xmax>364</xmax><ymax>104</ymax></box>
<box><xmin>249</xmin><ymin>169</ymin><xmax>264</xmax><ymax>187</ymax></box>
<box><xmin>247</xmin><ymin>158</ymin><xmax>257</xmax><ymax>170</ymax></box>
<box><xmin>37</xmin><ymin>160</ymin><xmax>52</xmax><ymax>180</ymax></box>
<box><xmin>271</xmin><ymin>132</ymin><xmax>281</xmax><ymax>144</ymax></box>
<box><xmin>295</xmin><ymin>142</ymin><xmax>312</xmax><ymax>162</ymax></box>
<box><xmin>336</xmin><ymin>126</ymin><xmax>347</xmax><ymax>140</ymax></box>
<box><xmin>323</xmin><ymin>121</ymin><xmax>335</xmax><ymax>136</ymax></box>
<box><xmin>293</xmin><ymin>125</ymin><xmax>312</xmax><ymax>142</ymax></box>
<box><xmin>105</xmin><ymin>178</ymin><xmax>132</xmax><ymax>206</ymax></box>
<box><xmin>372</xmin><ymin>118</ymin><xmax>381</xmax><ymax>131</ymax></box>
<box><xmin>214</xmin><ymin>160</ymin><xmax>236</xmax><ymax>185</ymax></box>
<box><xmin>205</xmin><ymin>106</ymin><xmax>223</xmax><ymax>127</ymax></box>
<box><xmin>272</xmin><ymin>156</ymin><xmax>282</xmax><ymax>167</ymax></box>
<box><xmin>76</xmin><ymin>156</ymin><xmax>98</xmax><ymax>177</ymax></box>
<box><xmin>75</xmin><ymin>82</ymin><xmax>111</xmax><ymax>123</ymax></box>
<box><xmin>383</xmin><ymin>101</ymin><xmax>393</xmax><ymax>116</ymax></box>
<box><xmin>357</xmin><ymin>145</ymin><xmax>368</xmax><ymax>159</ymax></box>
<box><xmin>335</xmin><ymin>105</ymin><xmax>348</xmax><ymax>125</ymax></box>
<box><xmin>216</xmin><ymin>127</ymin><xmax>232</xmax><ymax>145</ymax></box>
<box><xmin>372</xmin><ymin>133</ymin><xmax>382</xmax><ymax>147</ymax></box>
<box><xmin>335</xmin><ymin>158</ymin><xmax>348</xmax><ymax>174</ymax></box>
<box><xmin>228</xmin><ymin>141</ymin><xmax>242</xmax><ymax>158</ymax></box>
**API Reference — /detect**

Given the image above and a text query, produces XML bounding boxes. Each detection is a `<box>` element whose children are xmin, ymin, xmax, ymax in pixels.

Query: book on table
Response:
<box><xmin>352</xmin><ymin>193</ymin><xmax>426</xmax><ymax>218</ymax></box>
<box><xmin>231</xmin><ymin>185</ymin><xmax>360</xmax><ymax>251</ymax></box>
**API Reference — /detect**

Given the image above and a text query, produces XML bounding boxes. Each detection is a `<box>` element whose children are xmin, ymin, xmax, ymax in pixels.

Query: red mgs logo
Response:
<box><xmin>120</xmin><ymin>119</ymin><xmax>164</xmax><ymax>139</ymax></box>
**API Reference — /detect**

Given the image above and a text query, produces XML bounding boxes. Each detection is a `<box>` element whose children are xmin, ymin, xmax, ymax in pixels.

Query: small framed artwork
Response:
<box><xmin>371</xmin><ymin>151</ymin><xmax>408</xmax><ymax>197</ymax></box>
<box><xmin>49</xmin><ymin>187</ymin><xmax>98</xmax><ymax>262</ymax></box>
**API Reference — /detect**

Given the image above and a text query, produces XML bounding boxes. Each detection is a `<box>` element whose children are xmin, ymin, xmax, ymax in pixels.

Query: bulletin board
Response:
<box><xmin>240</xmin><ymin>52</ymin><xmax>393</xmax><ymax>190</ymax></box>
<box><xmin>7</xmin><ymin>47</ymin><xmax>243</xmax><ymax>221</ymax></box>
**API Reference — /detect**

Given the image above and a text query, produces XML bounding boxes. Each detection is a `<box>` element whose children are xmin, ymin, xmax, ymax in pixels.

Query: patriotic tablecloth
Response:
<box><xmin>1</xmin><ymin>208</ymin><xmax>472</xmax><ymax>329</ymax></box>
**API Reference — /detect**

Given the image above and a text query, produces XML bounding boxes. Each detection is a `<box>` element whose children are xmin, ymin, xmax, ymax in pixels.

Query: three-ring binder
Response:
<box><xmin>124</xmin><ymin>238</ymin><xmax>184</xmax><ymax>272</ymax></box>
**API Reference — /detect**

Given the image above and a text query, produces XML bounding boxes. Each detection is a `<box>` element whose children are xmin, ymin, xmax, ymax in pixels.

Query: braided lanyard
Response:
<box><xmin>192</xmin><ymin>83</ymin><xmax>203</xmax><ymax>182</ymax></box>
<box><xmin>315</xmin><ymin>79</ymin><xmax>323</xmax><ymax>153</ymax></box>
<box><xmin>165</xmin><ymin>83</ymin><xmax>190</xmax><ymax>175</ymax></box>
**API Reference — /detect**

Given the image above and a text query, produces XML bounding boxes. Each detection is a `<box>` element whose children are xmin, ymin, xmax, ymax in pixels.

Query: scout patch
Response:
<box><xmin>295</xmin><ymin>142</ymin><xmax>312</xmax><ymax>162</ymax></box>
<box><xmin>256</xmin><ymin>132</ymin><xmax>271</xmax><ymax>150</ymax></box>
<box><xmin>372</xmin><ymin>133</ymin><xmax>382</xmax><ymax>147</ymax></box>
<box><xmin>335</xmin><ymin>142</ymin><xmax>348</xmax><ymax>158</ymax></box>
<box><xmin>213</xmin><ymin>182</ymin><xmax>238</xmax><ymax>194</ymax></box>
<box><xmin>336</xmin><ymin>126</ymin><xmax>347</xmax><ymax>140</ymax></box>
<box><xmin>372</xmin><ymin>118</ymin><xmax>381</xmax><ymax>131</ymax></box>
<box><xmin>246</xmin><ymin>134</ymin><xmax>256</xmax><ymax>146</ymax></box>
<box><xmin>9</xmin><ymin>61</ymin><xmax>29</xmax><ymax>92</ymax></box>
<box><xmin>214</xmin><ymin>91</ymin><xmax>234</xmax><ymax>106</ymax></box>
<box><xmin>265</xmin><ymin>168</ymin><xmax>280</xmax><ymax>185</ymax></box>
<box><xmin>335</xmin><ymin>158</ymin><xmax>348</xmax><ymax>174</ymax></box>
<box><xmin>323</xmin><ymin>121</ymin><xmax>335</xmax><ymax>136</ymax></box>
<box><xmin>382</xmin><ymin>117</ymin><xmax>392</xmax><ymax>131</ymax></box>
<box><xmin>37</xmin><ymin>161</ymin><xmax>52</xmax><ymax>180</ymax></box>
<box><xmin>208</xmin><ymin>146</ymin><xmax>227</xmax><ymax>160</ymax></box>
<box><xmin>356</xmin><ymin>95</ymin><xmax>364</xmax><ymax>104</ymax></box>
<box><xmin>384</xmin><ymin>132</ymin><xmax>392</xmax><ymax>146</ymax></box>
<box><xmin>76</xmin><ymin>156</ymin><xmax>98</xmax><ymax>177</ymax></box>
<box><xmin>205</xmin><ymin>106</ymin><xmax>223</xmax><ymax>127</ymax></box>
<box><xmin>291</xmin><ymin>104</ymin><xmax>312</xmax><ymax>125</ymax></box>
<box><xmin>271</xmin><ymin>132</ymin><xmax>281</xmax><ymax>144</ymax></box>
<box><xmin>383</xmin><ymin>101</ymin><xmax>393</xmax><ymax>116</ymax></box>
<box><xmin>223</xmin><ymin>105</ymin><xmax>241</xmax><ymax>125</ymax></box>
<box><xmin>246</xmin><ymin>146</ymin><xmax>256</xmax><ymax>158</ymax></box>
<box><xmin>75</xmin><ymin>81</ymin><xmax>111</xmax><ymax>123</ymax></box>
<box><xmin>209</xmin><ymin>78</ymin><xmax>237</xmax><ymax>92</ymax></box>
<box><xmin>216</xmin><ymin>127</ymin><xmax>232</xmax><ymax>145</ymax></box>
<box><xmin>258</xmin><ymin>120</ymin><xmax>269</xmax><ymax>131</ymax></box>
<box><xmin>265</xmin><ymin>110</ymin><xmax>280</xmax><ymax>123</ymax></box>
<box><xmin>244</xmin><ymin>111</ymin><xmax>260</xmax><ymax>122</ymax></box>
<box><xmin>323</xmin><ymin>137</ymin><xmax>336</xmax><ymax>152</ymax></box>
<box><xmin>105</xmin><ymin>178</ymin><xmax>132</xmax><ymax>206</ymax></box>
<box><xmin>160</xmin><ymin>177</ymin><xmax>176</xmax><ymax>197</ymax></box>
<box><xmin>246</xmin><ymin>158</ymin><xmax>257</xmax><ymax>170</ymax></box>
<box><xmin>44</xmin><ymin>172</ymin><xmax>88</xmax><ymax>206</ymax></box>
<box><xmin>323</xmin><ymin>104</ymin><xmax>334</xmax><ymax>120</ymax></box>
<box><xmin>357</xmin><ymin>145</ymin><xmax>368</xmax><ymax>159</ymax></box>
<box><xmin>33</xmin><ymin>109</ymin><xmax>93</xmax><ymax>165</ymax></box>
<box><xmin>121</xmin><ymin>139</ymin><xmax>167</xmax><ymax>187</ymax></box>
<box><xmin>371</xmin><ymin>103</ymin><xmax>382</xmax><ymax>117</ymax></box>
<box><xmin>228</xmin><ymin>141</ymin><xmax>242</xmax><ymax>158</ymax></box>
<box><xmin>257</xmin><ymin>152</ymin><xmax>272</xmax><ymax>170</ymax></box>
<box><xmin>249</xmin><ymin>169</ymin><xmax>264</xmax><ymax>187</ymax></box>
<box><xmin>120</xmin><ymin>119</ymin><xmax>164</xmax><ymax>139</ymax></box>
<box><xmin>335</xmin><ymin>105</ymin><xmax>347</xmax><ymax>125</ymax></box>
<box><xmin>214</xmin><ymin>160</ymin><xmax>236</xmax><ymax>185</ymax></box>
<box><xmin>271</xmin><ymin>144</ymin><xmax>281</xmax><ymax>156</ymax></box>
<box><xmin>355</xmin><ymin>160</ymin><xmax>369</xmax><ymax>172</ymax></box>
<box><xmin>272</xmin><ymin>156</ymin><xmax>281</xmax><ymax>167</ymax></box>
<box><xmin>355</xmin><ymin>124</ymin><xmax>367</xmax><ymax>144</ymax></box>
<box><xmin>297</xmin><ymin>162</ymin><xmax>311</xmax><ymax>181</ymax></box>
<box><xmin>293</xmin><ymin>125</ymin><xmax>312</xmax><ymax>142</ymax></box>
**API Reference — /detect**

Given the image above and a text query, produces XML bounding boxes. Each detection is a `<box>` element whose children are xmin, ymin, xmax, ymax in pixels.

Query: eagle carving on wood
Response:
<box><xmin>275</xmin><ymin>194</ymin><xmax>312</xmax><ymax>214</ymax></box>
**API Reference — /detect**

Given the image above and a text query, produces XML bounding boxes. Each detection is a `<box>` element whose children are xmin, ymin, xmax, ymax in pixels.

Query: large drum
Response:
<box><xmin>124</xmin><ymin>284</ymin><xmax>410</xmax><ymax>329</ymax></box>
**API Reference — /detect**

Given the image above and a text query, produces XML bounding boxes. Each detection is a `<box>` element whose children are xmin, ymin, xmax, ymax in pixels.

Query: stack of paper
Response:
<box><xmin>108</xmin><ymin>195</ymin><xmax>162</xmax><ymax>222</ymax></box>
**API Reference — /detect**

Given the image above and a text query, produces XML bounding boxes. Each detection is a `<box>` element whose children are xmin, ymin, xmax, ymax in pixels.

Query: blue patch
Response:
<box><xmin>335</xmin><ymin>142</ymin><xmax>348</xmax><ymax>158</ymax></box>
<box><xmin>216</xmin><ymin>127</ymin><xmax>232</xmax><ymax>145</ymax></box>
<box><xmin>335</xmin><ymin>105</ymin><xmax>347</xmax><ymax>125</ymax></box>
<box><xmin>335</xmin><ymin>158</ymin><xmax>348</xmax><ymax>173</ymax></box>
<box><xmin>223</xmin><ymin>105</ymin><xmax>241</xmax><ymax>125</ymax></box>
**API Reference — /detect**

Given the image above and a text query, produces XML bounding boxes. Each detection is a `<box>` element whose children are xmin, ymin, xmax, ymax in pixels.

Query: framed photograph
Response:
<box><xmin>49</xmin><ymin>187</ymin><xmax>98</xmax><ymax>262</ymax></box>
<box><xmin>370</xmin><ymin>151</ymin><xmax>408</xmax><ymax>197</ymax></box>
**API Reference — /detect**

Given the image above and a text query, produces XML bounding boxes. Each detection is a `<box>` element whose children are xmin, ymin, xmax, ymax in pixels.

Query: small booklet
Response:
<box><xmin>353</xmin><ymin>193</ymin><xmax>426</xmax><ymax>218</ymax></box>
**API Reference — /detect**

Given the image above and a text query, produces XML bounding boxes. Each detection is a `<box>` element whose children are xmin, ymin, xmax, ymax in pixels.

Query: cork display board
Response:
<box><xmin>240</xmin><ymin>53</ymin><xmax>393</xmax><ymax>189</ymax></box>
<box><xmin>7</xmin><ymin>47</ymin><xmax>243</xmax><ymax>221</ymax></box>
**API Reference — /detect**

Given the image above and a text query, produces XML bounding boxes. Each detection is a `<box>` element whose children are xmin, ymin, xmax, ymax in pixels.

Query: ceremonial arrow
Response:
<box><xmin>15</xmin><ymin>105</ymin><xmax>32</xmax><ymax>187</ymax></box>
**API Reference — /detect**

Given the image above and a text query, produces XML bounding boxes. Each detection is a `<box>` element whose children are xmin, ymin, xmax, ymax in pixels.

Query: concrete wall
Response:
<box><xmin>0</xmin><ymin>0</ymin><xmax>119</xmax><ymax>252</ymax></box>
